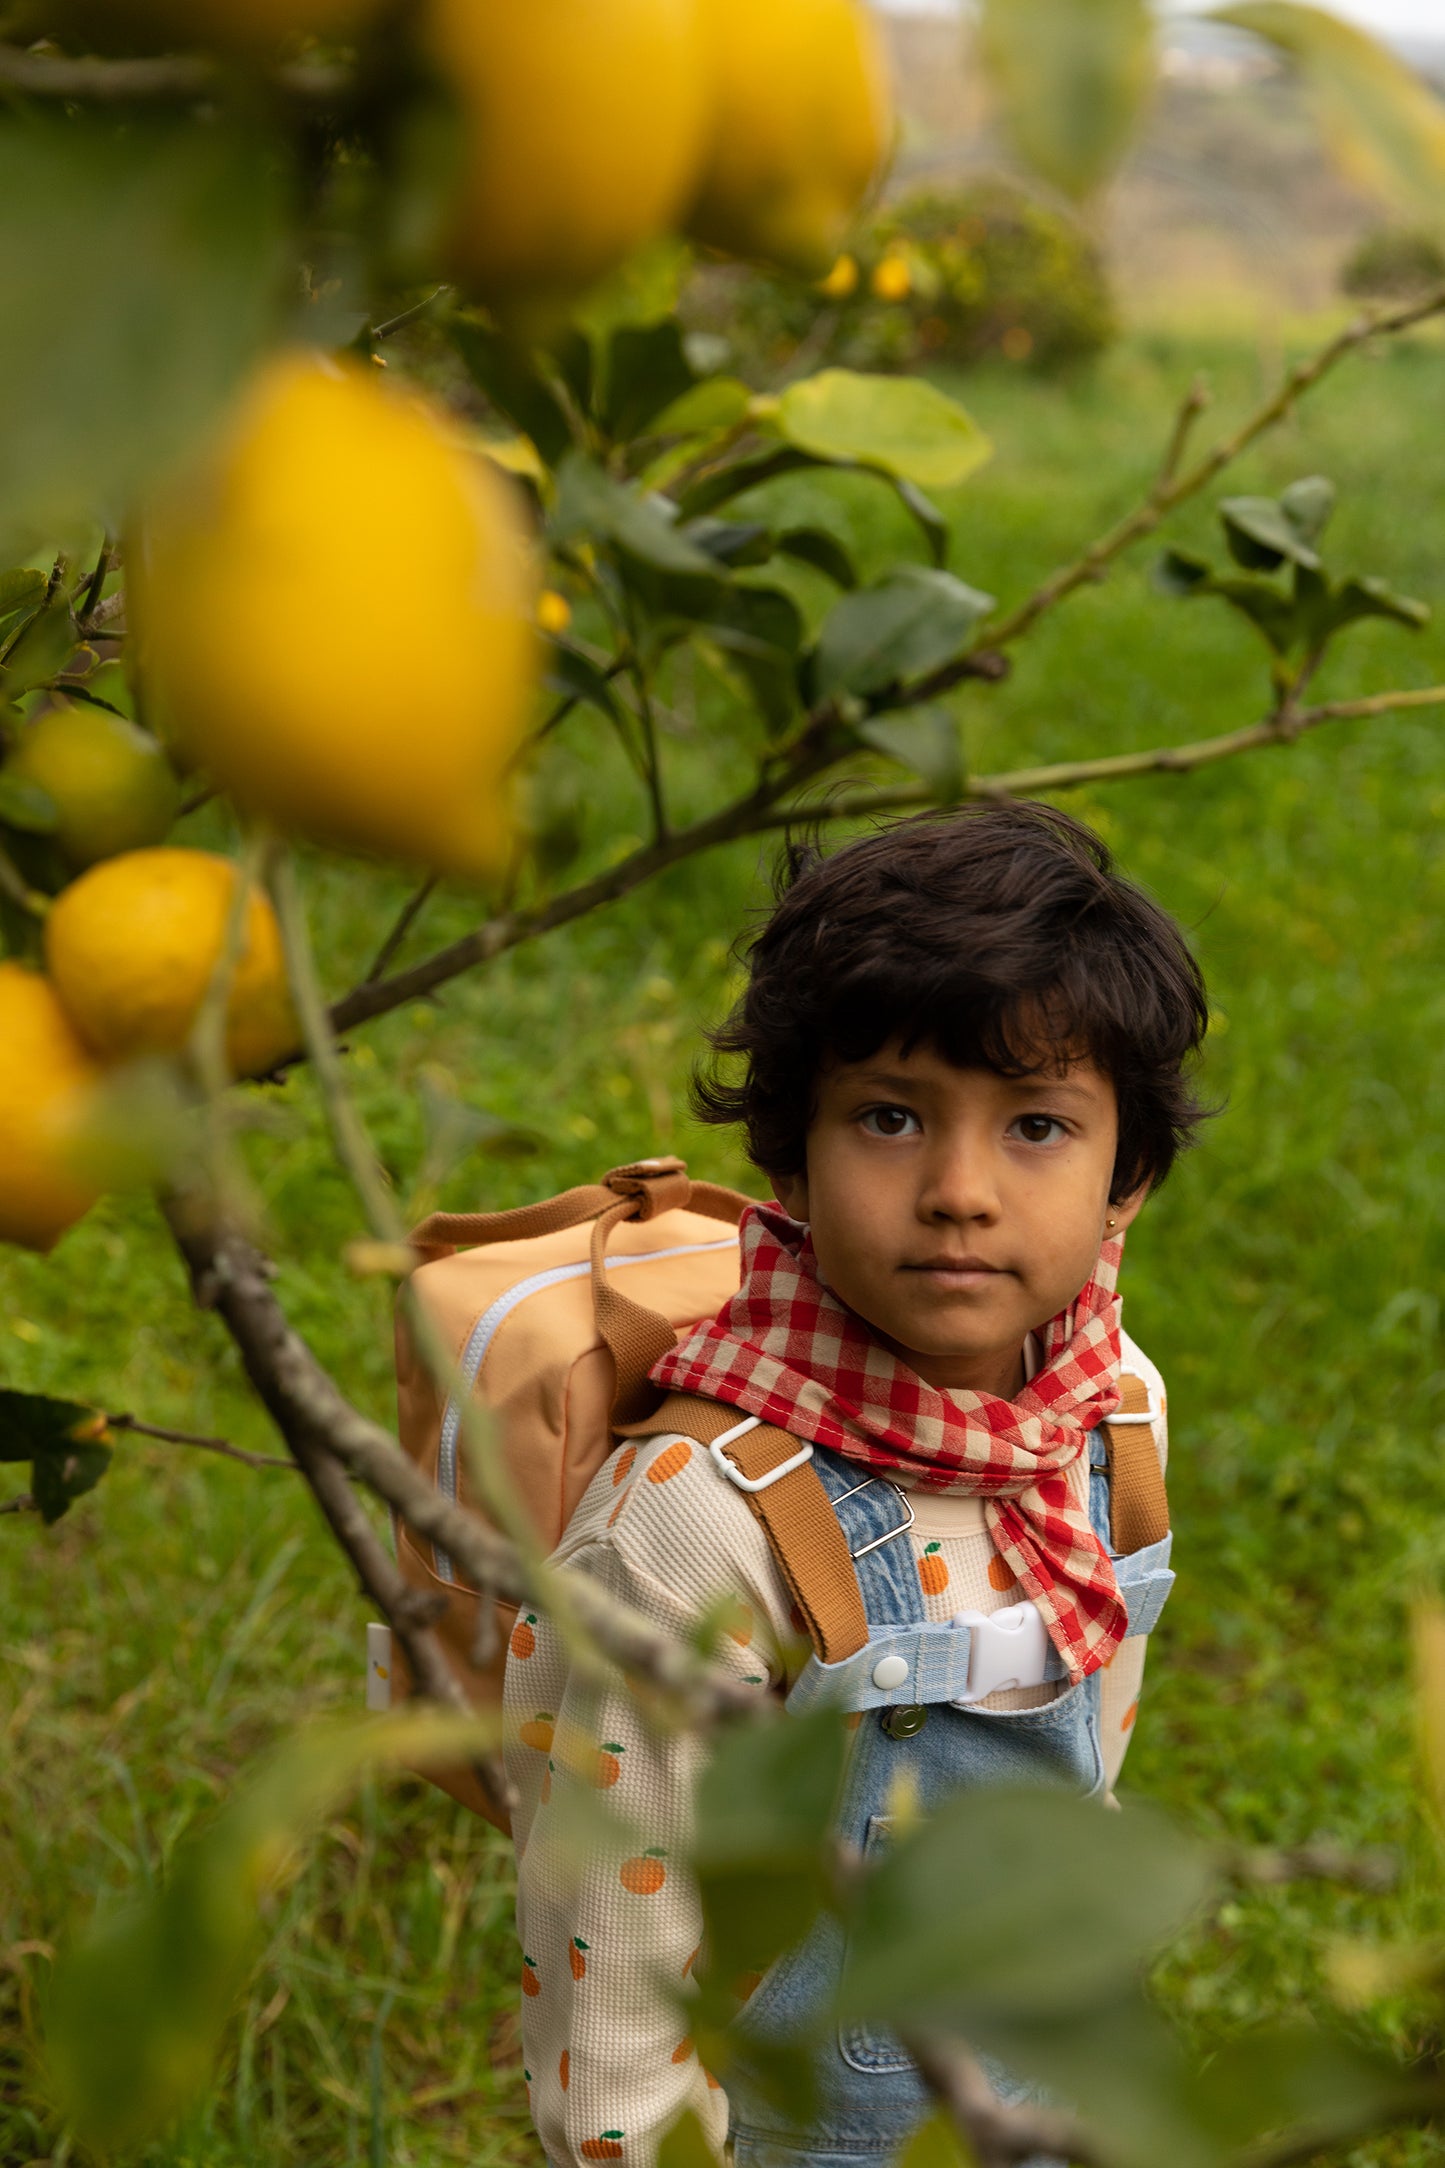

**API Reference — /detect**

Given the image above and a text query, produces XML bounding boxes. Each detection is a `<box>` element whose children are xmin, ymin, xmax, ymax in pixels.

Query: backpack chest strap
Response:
<box><xmin>630</xmin><ymin>1392</ymin><xmax>871</xmax><ymax>1666</ymax></box>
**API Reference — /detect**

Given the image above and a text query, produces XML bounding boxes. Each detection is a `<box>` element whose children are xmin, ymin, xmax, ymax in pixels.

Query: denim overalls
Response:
<box><xmin>725</xmin><ymin>1428</ymin><xmax>1175</xmax><ymax>2168</ymax></box>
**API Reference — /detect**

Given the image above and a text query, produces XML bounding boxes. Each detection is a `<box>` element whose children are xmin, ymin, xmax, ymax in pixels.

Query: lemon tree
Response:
<box><xmin>0</xmin><ymin>1</ymin><xmax>1443</xmax><ymax>2161</ymax></box>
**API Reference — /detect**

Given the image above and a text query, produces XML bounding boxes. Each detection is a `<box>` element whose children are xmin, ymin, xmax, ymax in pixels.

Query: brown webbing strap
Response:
<box><xmin>1103</xmin><ymin>1372</ymin><xmax>1169</xmax><ymax>1554</ymax></box>
<box><xmin>631</xmin><ymin>1392</ymin><xmax>871</xmax><ymax>1665</ymax></box>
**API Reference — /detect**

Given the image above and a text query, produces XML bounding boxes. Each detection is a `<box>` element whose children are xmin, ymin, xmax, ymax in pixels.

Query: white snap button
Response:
<box><xmin>871</xmin><ymin>1654</ymin><xmax>910</xmax><ymax>1691</ymax></box>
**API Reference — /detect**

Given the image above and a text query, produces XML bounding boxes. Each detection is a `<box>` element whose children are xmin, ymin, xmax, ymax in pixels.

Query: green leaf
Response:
<box><xmin>543</xmin><ymin>641</ymin><xmax>625</xmax><ymax>725</ymax></box>
<box><xmin>1153</xmin><ymin>547</ymin><xmax>1214</xmax><ymax>596</ymax></box>
<box><xmin>602</xmin><ymin>321</ymin><xmax>696</xmax><ymax>443</ymax></box>
<box><xmin>1279</xmin><ymin>472</ymin><xmax>1337</xmax><ymax>545</ymax></box>
<box><xmin>777</xmin><ymin>527</ymin><xmax>858</xmax><ymax>589</ymax></box>
<box><xmin>650</xmin><ymin>376</ymin><xmax>753</xmax><ymax>441</ymax></box>
<box><xmin>890</xmin><ymin>476</ymin><xmax>951</xmax><ymax>569</ymax></box>
<box><xmin>1206</xmin><ymin>576</ymin><xmax>1301</xmax><ymax>653</ymax></box>
<box><xmin>1219</xmin><ymin>494</ymin><xmax>1322</xmax><ymax>572</ymax></box>
<box><xmin>1321</xmin><ymin>573</ymin><xmax>1430</xmax><ymax>637</ymax></box>
<box><xmin>0</xmin><ymin>116</ymin><xmax>285</xmax><ymax>539</ymax></box>
<box><xmin>450</xmin><ymin>315</ymin><xmax>574</xmax><ymax>467</ymax></box>
<box><xmin>776</xmin><ymin>371</ymin><xmax>993</xmax><ymax>491</ymax></box>
<box><xmin>695</xmin><ymin>584</ymin><xmax>806</xmax><ymax>736</ymax></box>
<box><xmin>682</xmin><ymin>518</ymin><xmax>775</xmax><ymax>570</ymax></box>
<box><xmin>657</xmin><ymin>2108</ymin><xmax>721</xmax><ymax>2168</ymax></box>
<box><xmin>837</xmin><ymin>1788</ymin><xmax>1210</xmax><ymax>2032</ymax></box>
<box><xmin>674</xmin><ymin>445</ymin><xmax>820</xmax><ymax>523</ymax></box>
<box><xmin>894</xmin><ymin>2110</ymin><xmax>971</xmax><ymax>2168</ymax></box>
<box><xmin>1213</xmin><ymin>2</ymin><xmax>1445</xmax><ymax>221</ymax></box>
<box><xmin>553</xmin><ymin>453</ymin><xmax>721</xmax><ymax>578</ymax></box>
<box><xmin>813</xmin><ymin>568</ymin><xmax>996</xmax><ymax>701</ymax></box>
<box><xmin>858</xmin><ymin>706</ymin><xmax>964</xmax><ymax>800</ymax></box>
<box><xmin>693</xmin><ymin>1708</ymin><xmax>846</xmax><ymax>1982</ymax></box>
<box><xmin>0</xmin><ymin>568</ymin><xmax>47</xmax><ymax>623</ymax></box>
<box><xmin>0</xmin><ymin>769</ymin><xmax>58</xmax><ymax>834</ymax></box>
<box><xmin>2</xmin><ymin>597</ymin><xmax>76</xmax><ymax>698</ymax></box>
<box><xmin>978</xmin><ymin>0</ymin><xmax>1156</xmax><ymax>201</ymax></box>
<box><xmin>0</xmin><ymin>1388</ymin><xmax>113</xmax><ymax>1524</ymax></box>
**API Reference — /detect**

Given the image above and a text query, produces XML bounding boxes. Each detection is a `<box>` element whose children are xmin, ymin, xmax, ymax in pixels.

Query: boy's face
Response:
<box><xmin>773</xmin><ymin>1040</ymin><xmax>1146</xmax><ymax>1398</ymax></box>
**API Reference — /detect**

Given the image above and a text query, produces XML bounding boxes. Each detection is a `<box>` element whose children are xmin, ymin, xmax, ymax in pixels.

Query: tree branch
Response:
<box><xmin>106</xmin><ymin>1412</ymin><xmax>299</xmax><ymax>1473</ymax></box>
<box><xmin>0</xmin><ymin>41</ymin><xmax>345</xmax><ymax>103</ymax></box>
<box><xmin>907</xmin><ymin>2033</ymin><xmax>1104</xmax><ymax>2168</ymax></box>
<box><xmin>0</xmin><ymin>1492</ymin><xmax>37</xmax><ymax>1516</ymax></box>
<box><xmin>986</xmin><ymin>286</ymin><xmax>1445</xmax><ymax>651</ymax></box>
<box><xmin>161</xmin><ymin>1200</ymin><xmax>762</xmax><ymax>1727</ymax></box>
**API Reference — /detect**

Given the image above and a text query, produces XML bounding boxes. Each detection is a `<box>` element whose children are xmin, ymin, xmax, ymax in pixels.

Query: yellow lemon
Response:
<box><xmin>870</xmin><ymin>253</ymin><xmax>911</xmax><ymax>302</ymax></box>
<box><xmin>425</xmin><ymin>0</ymin><xmax>708</xmax><ymax>303</ymax></box>
<box><xmin>45</xmin><ymin>848</ymin><xmax>298</xmax><ymax>1079</ymax></box>
<box><xmin>131</xmin><ymin>352</ymin><xmax>538</xmax><ymax>879</ymax></box>
<box><xmin>0</xmin><ymin>962</ymin><xmax>105</xmax><ymax>1251</ymax></box>
<box><xmin>817</xmin><ymin>253</ymin><xmax>860</xmax><ymax>299</ymax></box>
<box><xmin>687</xmin><ymin>0</ymin><xmax>893</xmax><ymax>278</ymax></box>
<box><xmin>7</xmin><ymin>704</ymin><xmax>181</xmax><ymax>870</ymax></box>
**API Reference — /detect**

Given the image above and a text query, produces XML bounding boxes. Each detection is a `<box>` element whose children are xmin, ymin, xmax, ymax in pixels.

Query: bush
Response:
<box><xmin>683</xmin><ymin>176</ymin><xmax>1117</xmax><ymax>382</ymax></box>
<box><xmin>1339</xmin><ymin>224</ymin><xmax>1445</xmax><ymax>300</ymax></box>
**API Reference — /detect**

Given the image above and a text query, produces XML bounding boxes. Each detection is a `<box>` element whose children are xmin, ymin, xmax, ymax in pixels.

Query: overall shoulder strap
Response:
<box><xmin>635</xmin><ymin>1392</ymin><xmax>871</xmax><ymax>1666</ymax></box>
<box><xmin>1102</xmin><ymin>1372</ymin><xmax>1169</xmax><ymax>1553</ymax></box>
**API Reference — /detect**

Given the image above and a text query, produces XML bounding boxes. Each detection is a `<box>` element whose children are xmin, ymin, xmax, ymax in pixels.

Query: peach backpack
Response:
<box><xmin>387</xmin><ymin>1157</ymin><xmax>750</xmax><ymax>1826</ymax></box>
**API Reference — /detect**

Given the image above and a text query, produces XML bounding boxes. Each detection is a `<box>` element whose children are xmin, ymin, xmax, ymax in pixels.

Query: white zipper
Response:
<box><xmin>431</xmin><ymin>1237</ymin><xmax>736</xmax><ymax>1582</ymax></box>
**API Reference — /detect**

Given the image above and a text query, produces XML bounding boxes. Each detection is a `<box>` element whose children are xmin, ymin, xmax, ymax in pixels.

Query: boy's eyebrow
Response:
<box><xmin>839</xmin><ymin>1066</ymin><xmax>1102</xmax><ymax>1104</ymax></box>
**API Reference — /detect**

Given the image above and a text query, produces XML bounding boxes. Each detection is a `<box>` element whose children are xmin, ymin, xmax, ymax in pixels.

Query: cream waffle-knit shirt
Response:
<box><xmin>503</xmin><ymin>1331</ymin><xmax>1167</xmax><ymax>2168</ymax></box>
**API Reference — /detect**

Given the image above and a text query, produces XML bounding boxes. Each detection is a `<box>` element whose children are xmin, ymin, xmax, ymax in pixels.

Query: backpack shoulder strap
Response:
<box><xmin>635</xmin><ymin>1392</ymin><xmax>871</xmax><ymax>1666</ymax></box>
<box><xmin>1102</xmin><ymin>1371</ymin><xmax>1169</xmax><ymax>1554</ymax></box>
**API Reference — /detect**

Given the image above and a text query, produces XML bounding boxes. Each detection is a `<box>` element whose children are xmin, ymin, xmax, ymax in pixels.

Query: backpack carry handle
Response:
<box><xmin>408</xmin><ymin>1155</ymin><xmax>754</xmax><ymax>1425</ymax></box>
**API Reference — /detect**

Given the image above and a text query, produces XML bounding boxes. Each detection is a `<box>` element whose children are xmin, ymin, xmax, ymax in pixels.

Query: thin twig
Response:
<box><xmin>907</xmin><ymin>2033</ymin><xmax>1103</xmax><ymax>2168</ymax></box>
<box><xmin>0</xmin><ymin>839</ymin><xmax>50</xmax><ymax>920</ymax></box>
<box><xmin>363</xmin><ymin>877</ymin><xmax>438</xmax><ymax>985</ymax></box>
<box><xmin>1225</xmin><ymin>1838</ymin><xmax>1399</xmax><ymax>1893</ymax></box>
<box><xmin>0</xmin><ymin>41</ymin><xmax>345</xmax><ymax>102</ymax></box>
<box><xmin>987</xmin><ymin>285</ymin><xmax>1445</xmax><ymax>650</ymax></box>
<box><xmin>75</xmin><ymin>537</ymin><xmax>111</xmax><ymax>627</ymax></box>
<box><xmin>1151</xmin><ymin>374</ymin><xmax>1211</xmax><ymax>498</ymax></box>
<box><xmin>0</xmin><ymin>1493</ymin><xmax>36</xmax><ymax>1517</ymax></box>
<box><xmin>754</xmin><ymin>682</ymin><xmax>1445</xmax><ymax>827</ymax></box>
<box><xmin>371</xmin><ymin>288</ymin><xmax>450</xmax><ymax>343</ymax></box>
<box><xmin>106</xmin><ymin>1412</ymin><xmax>298</xmax><ymax>1473</ymax></box>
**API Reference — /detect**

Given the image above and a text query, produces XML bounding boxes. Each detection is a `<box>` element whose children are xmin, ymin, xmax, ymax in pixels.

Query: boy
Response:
<box><xmin>503</xmin><ymin>803</ymin><xmax>1208</xmax><ymax>2168</ymax></box>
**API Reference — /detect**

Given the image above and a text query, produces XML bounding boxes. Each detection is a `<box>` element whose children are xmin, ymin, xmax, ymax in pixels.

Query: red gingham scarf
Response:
<box><xmin>652</xmin><ymin>1204</ymin><xmax>1128</xmax><ymax>1683</ymax></box>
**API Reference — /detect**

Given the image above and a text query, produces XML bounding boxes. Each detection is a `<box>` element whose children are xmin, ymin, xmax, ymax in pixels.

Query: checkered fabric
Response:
<box><xmin>651</xmin><ymin>1204</ymin><xmax>1129</xmax><ymax>1683</ymax></box>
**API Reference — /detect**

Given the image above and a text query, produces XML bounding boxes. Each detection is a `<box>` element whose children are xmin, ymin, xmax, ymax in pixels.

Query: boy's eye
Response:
<box><xmin>860</xmin><ymin>1105</ymin><xmax>920</xmax><ymax>1138</ymax></box>
<box><xmin>1011</xmin><ymin>1113</ymin><xmax>1066</xmax><ymax>1145</ymax></box>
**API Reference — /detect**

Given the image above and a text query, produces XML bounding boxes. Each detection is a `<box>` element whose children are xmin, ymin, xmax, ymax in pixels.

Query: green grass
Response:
<box><xmin>7</xmin><ymin>318</ymin><xmax>1445</xmax><ymax>2166</ymax></box>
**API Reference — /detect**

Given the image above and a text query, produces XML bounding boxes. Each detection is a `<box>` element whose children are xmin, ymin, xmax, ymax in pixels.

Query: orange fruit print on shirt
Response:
<box><xmin>917</xmin><ymin>1541</ymin><xmax>949</xmax><ymax>1594</ymax></box>
<box><xmin>510</xmin><ymin>1613</ymin><xmax>537</xmax><ymax>1658</ymax></box>
<box><xmin>522</xmin><ymin>1957</ymin><xmax>540</xmax><ymax>1995</ymax></box>
<box><xmin>560</xmin><ymin>2050</ymin><xmax>570</xmax><ymax>2090</ymax></box>
<box><xmin>613</xmin><ymin>1445</ymin><xmax>637</xmax><ymax>1485</ymax></box>
<box><xmin>581</xmin><ymin>2137</ymin><xmax>624</xmax><ymax>2159</ymax></box>
<box><xmin>646</xmin><ymin>1440</ymin><xmax>691</xmax><ymax>1483</ymax></box>
<box><xmin>988</xmin><ymin>1552</ymin><xmax>1015</xmax><ymax>1593</ymax></box>
<box><xmin>519</xmin><ymin>1714</ymin><xmax>554</xmax><ymax>1751</ymax></box>
<box><xmin>570</xmin><ymin>1936</ymin><xmax>589</xmax><ymax>1979</ymax></box>
<box><xmin>620</xmin><ymin>1850</ymin><xmax>667</xmax><ymax>1894</ymax></box>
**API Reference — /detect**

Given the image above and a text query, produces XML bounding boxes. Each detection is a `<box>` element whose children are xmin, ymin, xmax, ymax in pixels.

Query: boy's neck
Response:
<box><xmin>879</xmin><ymin>1331</ymin><xmax>1029</xmax><ymax>1400</ymax></box>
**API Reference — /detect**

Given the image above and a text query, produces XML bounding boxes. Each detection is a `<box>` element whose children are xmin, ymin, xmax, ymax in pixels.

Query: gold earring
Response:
<box><xmin>1105</xmin><ymin>1215</ymin><xmax>1118</xmax><ymax>1231</ymax></box>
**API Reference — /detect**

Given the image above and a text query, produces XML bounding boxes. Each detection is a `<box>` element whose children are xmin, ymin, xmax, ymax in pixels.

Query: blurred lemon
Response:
<box><xmin>870</xmin><ymin>253</ymin><xmax>911</xmax><ymax>301</ymax></box>
<box><xmin>131</xmin><ymin>352</ymin><xmax>538</xmax><ymax>879</ymax></box>
<box><xmin>426</xmin><ymin>0</ymin><xmax>707</xmax><ymax>304</ymax></box>
<box><xmin>537</xmin><ymin>589</ymin><xmax>572</xmax><ymax>636</ymax></box>
<box><xmin>687</xmin><ymin>0</ymin><xmax>892</xmax><ymax>278</ymax></box>
<box><xmin>45</xmin><ymin>848</ymin><xmax>298</xmax><ymax>1079</ymax></box>
<box><xmin>7</xmin><ymin>704</ymin><xmax>181</xmax><ymax>870</ymax></box>
<box><xmin>0</xmin><ymin>962</ymin><xmax>105</xmax><ymax>1251</ymax></box>
<box><xmin>817</xmin><ymin>254</ymin><xmax>860</xmax><ymax>299</ymax></box>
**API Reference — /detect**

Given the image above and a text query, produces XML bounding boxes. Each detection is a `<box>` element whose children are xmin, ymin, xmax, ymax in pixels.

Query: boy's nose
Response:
<box><xmin>915</xmin><ymin>1147</ymin><xmax>1001</xmax><ymax>1225</ymax></box>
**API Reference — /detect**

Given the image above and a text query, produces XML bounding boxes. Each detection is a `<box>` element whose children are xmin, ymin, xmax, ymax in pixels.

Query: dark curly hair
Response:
<box><xmin>693</xmin><ymin>803</ymin><xmax>1210</xmax><ymax>1202</ymax></box>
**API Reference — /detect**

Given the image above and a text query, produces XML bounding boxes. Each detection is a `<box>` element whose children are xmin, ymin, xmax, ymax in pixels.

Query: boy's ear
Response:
<box><xmin>774</xmin><ymin>1170</ymin><xmax>810</xmax><ymax>1223</ymax></box>
<box><xmin>1107</xmin><ymin>1181</ymin><xmax>1150</xmax><ymax>1235</ymax></box>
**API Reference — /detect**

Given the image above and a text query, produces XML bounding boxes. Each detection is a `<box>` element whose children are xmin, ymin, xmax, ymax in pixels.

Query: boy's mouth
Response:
<box><xmin>903</xmin><ymin>1255</ymin><xmax>1009</xmax><ymax>1284</ymax></box>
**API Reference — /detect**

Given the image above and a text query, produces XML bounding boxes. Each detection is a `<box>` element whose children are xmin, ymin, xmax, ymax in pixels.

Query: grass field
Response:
<box><xmin>5</xmin><ymin>315</ymin><xmax>1445</xmax><ymax>2167</ymax></box>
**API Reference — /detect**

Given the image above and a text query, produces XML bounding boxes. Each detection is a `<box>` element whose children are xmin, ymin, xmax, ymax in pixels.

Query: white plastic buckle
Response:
<box><xmin>950</xmin><ymin>1603</ymin><xmax>1051</xmax><ymax>1705</ymax></box>
<box><xmin>708</xmin><ymin>1415</ymin><xmax>814</xmax><ymax>1494</ymax></box>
